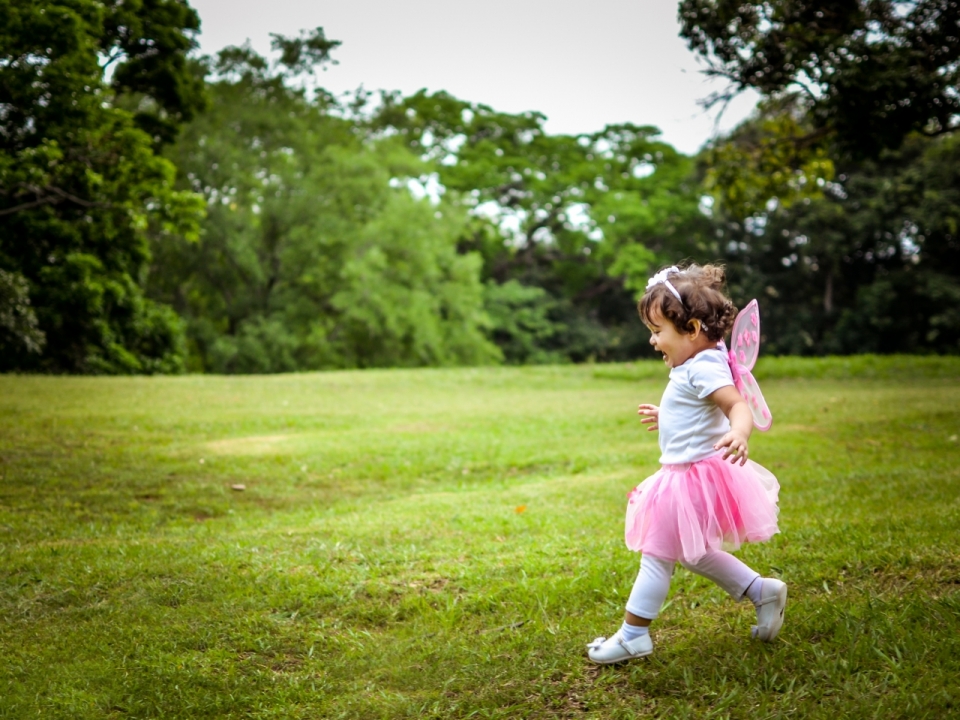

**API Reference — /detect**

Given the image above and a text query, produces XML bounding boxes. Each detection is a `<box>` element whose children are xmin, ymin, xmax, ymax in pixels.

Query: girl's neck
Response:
<box><xmin>678</xmin><ymin>337</ymin><xmax>718</xmax><ymax>366</ymax></box>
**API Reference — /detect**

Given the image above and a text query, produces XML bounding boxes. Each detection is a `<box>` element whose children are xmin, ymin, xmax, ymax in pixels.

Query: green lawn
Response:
<box><xmin>2</xmin><ymin>357</ymin><xmax>959</xmax><ymax>719</ymax></box>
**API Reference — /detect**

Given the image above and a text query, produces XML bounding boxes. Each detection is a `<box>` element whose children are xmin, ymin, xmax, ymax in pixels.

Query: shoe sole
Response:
<box><xmin>751</xmin><ymin>582</ymin><xmax>787</xmax><ymax>642</ymax></box>
<box><xmin>588</xmin><ymin>648</ymin><xmax>653</xmax><ymax>665</ymax></box>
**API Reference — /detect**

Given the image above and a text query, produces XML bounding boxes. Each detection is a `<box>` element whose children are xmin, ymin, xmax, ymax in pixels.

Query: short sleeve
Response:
<box><xmin>688</xmin><ymin>350</ymin><xmax>734</xmax><ymax>399</ymax></box>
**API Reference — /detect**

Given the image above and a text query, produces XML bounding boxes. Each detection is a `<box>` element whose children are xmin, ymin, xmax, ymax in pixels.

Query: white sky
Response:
<box><xmin>188</xmin><ymin>0</ymin><xmax>759</xmax><ymax>156</ymax></box>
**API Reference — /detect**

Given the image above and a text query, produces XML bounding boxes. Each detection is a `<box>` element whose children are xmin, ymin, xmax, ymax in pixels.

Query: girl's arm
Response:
<box><xmin>709</xmin><ymin>386</ymin><xmax>753</xmax><ymax>465</ymax></box>
<box><xmin>637</xmin><ymin>403</ymin><xmax>659</xmax><ymax>432</ymax></box>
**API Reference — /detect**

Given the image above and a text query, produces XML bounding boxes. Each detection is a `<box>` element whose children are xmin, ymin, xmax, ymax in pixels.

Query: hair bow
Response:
<box><xmin>646</xmin><ymin>266</ymin><xmax>683</xmax><ymax>302</ymax></box>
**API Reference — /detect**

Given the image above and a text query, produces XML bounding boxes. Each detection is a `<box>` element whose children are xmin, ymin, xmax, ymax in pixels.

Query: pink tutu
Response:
<box><xmin>625</xmin><ymin>453</ymin><xmax>780</xmax><ymax>564</ymax></box>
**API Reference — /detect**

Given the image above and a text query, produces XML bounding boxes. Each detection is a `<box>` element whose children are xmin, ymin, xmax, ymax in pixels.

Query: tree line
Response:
<box><xmin>2</xmin><ymin>1</ymin><xmax>958</xmax><ymax>373</ymax></box>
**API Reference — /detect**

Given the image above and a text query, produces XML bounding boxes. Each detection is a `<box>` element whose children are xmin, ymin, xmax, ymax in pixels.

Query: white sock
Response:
<box><xmin>744</xmin><ymin>577</ymin><xmax>764</xmax><ymax>606</ymax></box>
<box><xmin>620</xmin><ymin>622</ymin><xmax>650</xmax><ymax>643</ymax></box>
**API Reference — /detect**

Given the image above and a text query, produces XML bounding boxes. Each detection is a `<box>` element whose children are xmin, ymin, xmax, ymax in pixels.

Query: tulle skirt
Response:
<box><xmin>625</xmin><ymin>453</ymin><xmax>780</xmax><ymax>565</ymax></box>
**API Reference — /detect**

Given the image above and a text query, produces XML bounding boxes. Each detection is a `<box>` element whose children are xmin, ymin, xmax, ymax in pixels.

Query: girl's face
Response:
<box><xmin>645</xmin><ymin>310</ymin><xmax>709</xmax><ymax>369</ymax></box>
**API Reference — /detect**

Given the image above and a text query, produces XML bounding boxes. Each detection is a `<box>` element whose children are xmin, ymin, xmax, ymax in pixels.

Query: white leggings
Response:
<box><xmin>625</xmin><ymin>552</ymin><xmax>760</xmax><ymax>620</ymax></box>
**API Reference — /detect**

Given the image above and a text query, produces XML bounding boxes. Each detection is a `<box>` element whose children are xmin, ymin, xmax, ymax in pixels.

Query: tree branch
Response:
<box><xmin>0</xmin><ymin>197</ymin><xmax>53</xmax><ymax>217</ymax></box>
<box><xmin>100</xmin><ymin>47</ymin><xmax>126</xmax><ymax>71</ymax></box>
<box><xmin>0</xmin><ymin>185</ymin><xmax>109</xmax><ymax>217</ymax></box>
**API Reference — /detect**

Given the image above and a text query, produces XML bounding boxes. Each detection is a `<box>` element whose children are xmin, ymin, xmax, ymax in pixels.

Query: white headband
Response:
<box><xmin>646</xmin><ymin>266</ymin><xmax>683</xmax><ymax>303</ymax></box>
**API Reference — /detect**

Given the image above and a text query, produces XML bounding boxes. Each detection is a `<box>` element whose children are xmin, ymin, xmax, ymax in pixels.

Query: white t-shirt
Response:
<box><xmin>657</xmin><ymin>348</ymin><xmax>734</xmax><ymax>464</ymax></box>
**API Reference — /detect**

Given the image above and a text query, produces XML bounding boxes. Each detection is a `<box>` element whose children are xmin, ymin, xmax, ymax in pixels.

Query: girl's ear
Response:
<box><xmin>687</xmin><ymin>319</ymin><xmax>703</xmax><ymax>338</ymax></box>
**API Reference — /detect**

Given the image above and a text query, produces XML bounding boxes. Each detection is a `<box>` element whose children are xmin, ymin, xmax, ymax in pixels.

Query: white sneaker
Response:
<box><xmin>586</xmin><ymin>629</ymin><xmax>654</xmax><ymax>664</ymax></box>
<box><xmin>751</xmin><ymin>578</ymin><xmax>787</xmax><ymax>641</ymax></box>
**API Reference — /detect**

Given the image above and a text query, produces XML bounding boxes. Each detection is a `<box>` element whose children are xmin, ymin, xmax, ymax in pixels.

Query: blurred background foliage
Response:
<box><xmin>2</xmin><ymin>1</ymin><xmax>959</xmax><ymax>373</ymax></box>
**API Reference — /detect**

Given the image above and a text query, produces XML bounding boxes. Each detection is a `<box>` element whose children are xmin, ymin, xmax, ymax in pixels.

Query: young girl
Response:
<box><xmin>587</xmin><ymin>263</ymin><xmax>785</xmax><ymax>664</ymax></box>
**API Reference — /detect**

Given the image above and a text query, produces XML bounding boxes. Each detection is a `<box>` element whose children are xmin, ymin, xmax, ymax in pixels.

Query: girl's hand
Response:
<box><xmin>715</xmin><ymin>431</ymin><xmax>749</xmax><ymax>466</ymax></box>
<box><xmin>708</xmin><ymin>386</ymin><xmax>754</xmax><ymax>466</ymax></box>
<box><xmin>638</xmin><ymin>403</ymin><xmax>660</xmax><ymax>432</ymax></box>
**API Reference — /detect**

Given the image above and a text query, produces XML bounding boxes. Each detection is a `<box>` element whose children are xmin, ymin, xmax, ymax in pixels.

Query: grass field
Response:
<box><xmin>2</xmin><ymin>357</ymin><xmax>959</xmax><ymax>719</ymax></box>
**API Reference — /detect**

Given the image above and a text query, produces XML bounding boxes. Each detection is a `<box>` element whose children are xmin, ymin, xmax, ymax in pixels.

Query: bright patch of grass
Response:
<box><xmin>2</xmin><ymin>359</ymin><xmax>959</xmax><ymax>718</ymax></box>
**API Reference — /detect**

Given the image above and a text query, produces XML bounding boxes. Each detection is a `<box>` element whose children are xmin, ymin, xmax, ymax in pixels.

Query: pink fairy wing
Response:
<box><xmin>730</xmin><ymin>299</ymin><xmax>761</xmax><ymax>372</ymax></box>
<box><xmin>723</xmin><ymin>300</ymin><xmax>772</xmax><ymax>431</ymax></box>
<box><xmin>738</xmin><ymin>367</ymin><xmax>773</xmax><ymax>432</ymax></box>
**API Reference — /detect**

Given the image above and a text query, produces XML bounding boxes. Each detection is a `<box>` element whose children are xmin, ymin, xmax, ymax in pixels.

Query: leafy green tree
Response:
<box><xmin>326</xmin><ymin>193</ymin><xmax>498</xmax><ymax>368</ymax></box>
<box><xmin>0</xmin><ymin>268</ymin><xmax>45</xmax><ymax>355</ymax></box>
<box><xmin>698</xmin><ymin>97</ymin><xmax>835</xmax><ymax>221</ymax></box>
<box><xmin>679</xmin><ymin>0</ymin><xmax>960</xmax><ymax>159</ymax></box>
<box><xmin>372</xmin><ymin>91</ymin><xmax>715</xmax><ymax>361</ymax></box>
<box><xmin>155</xmin><ymin>41</ymin><xmax>499</xmax><ymax>371</ymax></box>
<box><xmin>677</xmin><ymin>0</ymin><xmax>960</xmax><ymax>356</ymax></box>
<box><xmin>711</xmin><ymin>130</ymin><xmax>960</xmax><ymax>355</ymax></box>
<box><xmin>0</xmin><ymin>0</ymin><xmax>204</xmax><ymax>373</ymax></box>
<box><xmin>102</xmin><ymin>0</ymin><xmax>207</xmax><ymax>145</ymax></box>
<box><xmin>482</xmin><ymin>280</ymin><xmax>564</xmax><ymax>364</ymax></box>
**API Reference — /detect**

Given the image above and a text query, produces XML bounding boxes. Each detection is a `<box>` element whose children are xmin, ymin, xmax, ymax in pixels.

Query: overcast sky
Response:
<box><xmin>188</xmin><ymin>0</ymin><xmax>760</xmax><ymax>155</ymax></box>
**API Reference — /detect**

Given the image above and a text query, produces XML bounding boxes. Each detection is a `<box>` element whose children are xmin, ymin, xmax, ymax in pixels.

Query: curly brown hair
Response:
<box><xmin>637</xmin><ymin>264</ymin><xmax>738</xmax><ymax>342</ymax></box>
